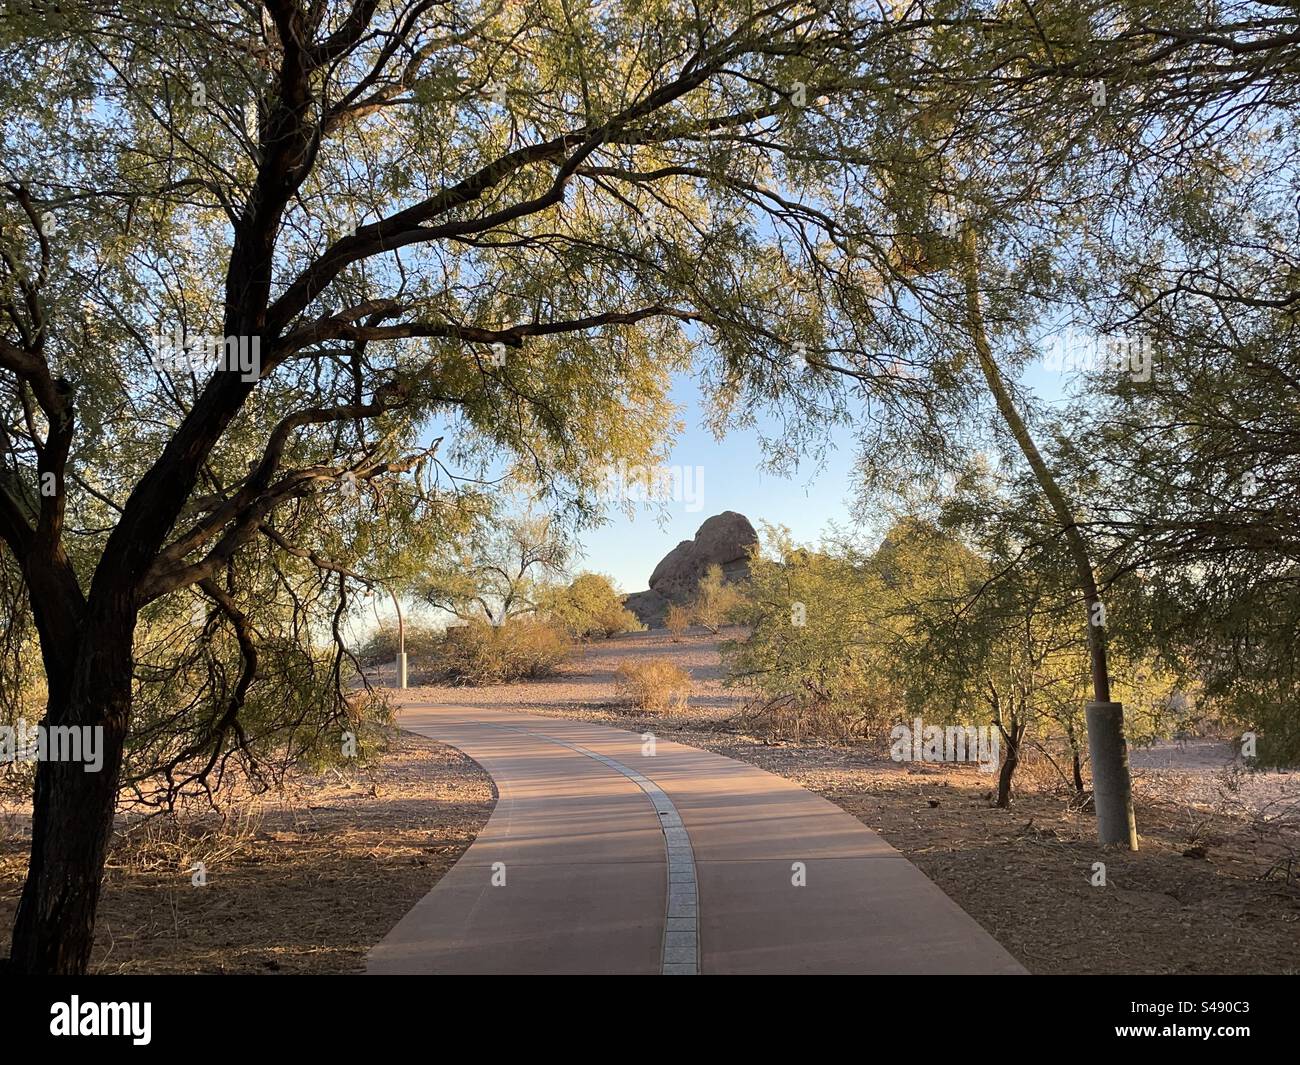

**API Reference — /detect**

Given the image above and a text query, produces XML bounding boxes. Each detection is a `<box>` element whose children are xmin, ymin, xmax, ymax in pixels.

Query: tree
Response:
<box><xmin>905</xmin><ymin>495</ymin><xmax>1179</xmax><ymax>808</ymax></box>
<box><xmin>723</xmin><ymin>525</ymin><xmax>904</xmax><ymax>740</ymax></box>
<box><xmin>420</xmin><ymin>510</ymin><xmax>568</xmax><ymax>625</ymax></box>
<box><xmin>0</xmin><ymin>0</ymin><xmax>906</xmax><ymax>972</ymax></box>
<box><xmin>1051</xmin><ymin>46</ymin><xmax>1300</xmax><ymax>767</ymax></box>
<box><xmin>947</xmin><ymin>3</ymin><xmax>1300</xmax><ymax>772</ymax></box>
<box><xmin>742</xmin><ymin>2</ymin><xmax>1291</xmax><ymax>842</ymax></box>
<box><xmin>722</xmin><ymin>1</ymin><xmax>1300</xmax><ymax>838</ymax></box>
<box><xmin>690</xmin><ymin>563</ymin><xmax>743</xmax><ymax>635</ymax></box>
<box><xmin>954</xmin><ymin>229</ymin><xmax>1137</xmax><ymax>844</ymax></box>
<box><xmin>540</xmin><ymin>572</ymin><xmax>641</xmax><ymax>638</ymax></box>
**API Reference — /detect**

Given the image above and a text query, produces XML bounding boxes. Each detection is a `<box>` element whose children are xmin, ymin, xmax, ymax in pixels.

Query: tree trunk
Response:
<box><xmin>1065</xmin><ymin>720</ymin><xmax>1086</xmax><ymax>794</ymax></box>
<box><xmin>995</xmin><ymin>716</ymin><xmax>1025</xmax><ymax>808</ymax></box>
<box><xmin>1085</xmin><ymin>699</ymin><xmax>1138</xmax><ymax>845</ymax></box>
<box><xmin>996</xmin><ymin>736</ymin><xmax>1018</xmax><ymax>807</ymax></box>
<box><xmin>9</xmin><ymin>615</ymin><xmax>133</xmax><ymax>975</ymax></box>
<box><xmin>960</xmin><ymin>230</ymin><xmax>1137</xmax><ymax>848</ymax></box>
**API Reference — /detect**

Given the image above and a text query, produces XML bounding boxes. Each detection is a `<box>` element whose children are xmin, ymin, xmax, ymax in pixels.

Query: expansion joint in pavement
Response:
<box><xmin>482</xmin><ymin>722</ymin><xmax>699</xmax><ymax>975</ymax></box>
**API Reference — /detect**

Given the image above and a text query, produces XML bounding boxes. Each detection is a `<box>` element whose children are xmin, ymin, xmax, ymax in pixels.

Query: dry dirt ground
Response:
<box><xmin>5</xmin><ymin>628</ymin><xmax>1297</xmax><ymax>975</ymax></box>
<box><xmin>400</xmin><ymin>628</ymin><xmax>1300</xmax><ymax>975</ymax></box>
<box><xmin>0</xmin><ymin>730</ymin><xmax>495</xmax><ymax>974</ymax></box>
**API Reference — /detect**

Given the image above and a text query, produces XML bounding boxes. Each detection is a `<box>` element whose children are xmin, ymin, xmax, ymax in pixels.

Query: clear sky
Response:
<box><xmin>574</xmin><ymin>350</ymin><xmax>1085</xmax><ymax>594</ymax></box>
<box><xmin>573</xmin><ymin>371</ymin><xmax>862</xmax><ymax>593</ymax></box>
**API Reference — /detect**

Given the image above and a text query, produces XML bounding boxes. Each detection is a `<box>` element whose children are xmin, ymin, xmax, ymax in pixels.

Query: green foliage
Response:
<box><xmin>690</xmin><ymin>564</ymin><xmax>744</xmax><ymax>635</ymax></box>
<box><xmin>12</xmin><ymin>0</ymin><xmax>1300</xmax><ymax>968</ymax></box>
<box><xmin>419</xmin><ymin>509</ymin><xmax>571</xmax><ymax>625</ymax></box>
<box><xmin>723</xmin><ymin>525</ymin><xmax>904</xmax><ymax>740</ymax></box>
<box><xmin>726</xmin><ymin>511</ymin><xmax>1187</xmax><ymax>780</ymax></box>
<box><xmin>918</xmin><ymin>466</ymin><xmax>1190</xmax><ymax>789</ymax></box>
<box><xmin>540</xmin><ymin>573</ymin><xmax>642</xmax><ymax>639</ymax></box>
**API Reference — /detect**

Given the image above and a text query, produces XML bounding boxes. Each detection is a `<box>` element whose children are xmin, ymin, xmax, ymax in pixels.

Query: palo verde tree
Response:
<box><xmin>0</xmin><ymin>0</ymin><xmax>928</xmax><ymax>973</ymax></box>
<box><xmin>539</xmin><ymin>572</ymin><xmax>642</xmax><ymax>638</ymax></box>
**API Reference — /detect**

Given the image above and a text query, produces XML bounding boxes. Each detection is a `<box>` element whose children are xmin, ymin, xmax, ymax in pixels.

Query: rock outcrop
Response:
<box><xmin>624</xmin><ymin>511</ymin><xmax>758</xmax><ymax>627</ymax></box>
<box><xmin>622</xmin><ymin>588</ymin><xmax>672</xmax><ymax>629</ymax></box>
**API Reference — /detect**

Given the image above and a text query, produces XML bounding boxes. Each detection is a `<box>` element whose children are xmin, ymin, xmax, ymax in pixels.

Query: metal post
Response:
<box><xmin>387</xmin><ymin>585</ymin><xmax>407</xmax><ymax>690</ymax></box>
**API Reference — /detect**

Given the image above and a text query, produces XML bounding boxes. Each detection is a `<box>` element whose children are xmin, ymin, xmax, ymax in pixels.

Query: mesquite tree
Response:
<box><xmin>0</xmin><ymin>0</ymin><xmax>927</xmax><ymax>973</ymax></box>
<box><xmin>5</xmin><ymin>0</ymin><xmax>1294</xmax><ymax>972</ymax></box>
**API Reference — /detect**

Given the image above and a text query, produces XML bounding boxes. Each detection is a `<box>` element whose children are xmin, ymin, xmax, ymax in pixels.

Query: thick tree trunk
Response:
<box><xmin>9</xmin><ymin>615</ymin><xmax>133</xmax><ymax>975</ymax></box>
<box><xmin>960</xmin><ymin>231</ymin><xmax>1138</xmax><ymax>848</ymax></box>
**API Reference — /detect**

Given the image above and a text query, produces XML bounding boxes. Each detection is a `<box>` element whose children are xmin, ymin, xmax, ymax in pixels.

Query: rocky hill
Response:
<box><xmin>623</xmin><ymin>511</ymin><xmax>757</xmax><ymax>627</ymax></box>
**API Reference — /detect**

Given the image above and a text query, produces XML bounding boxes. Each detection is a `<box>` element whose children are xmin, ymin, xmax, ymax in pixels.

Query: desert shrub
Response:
<box><xmin>614</xmin><ymin>658</ymin><xmax>691</xmax><ymax>712</ymax></box>
<box><xmin>664</xmin><ymin>603</ymin><xmax>692</xmax><ymax>641</ymax></box>
<box><xmin>723</xmin><ymin>528</ymin><xmax>902</xmax><ymax>741</ymax></box>
<box><xmin>541</xmin><ymin>573</ymin><xmax>643</xmax><ymax>638</ymax></box>
<box><xmin>355</xmin><ymin>622</ymin><xmax>444</xmax><ymax>670</ymax></box>
<box><xmin>432</xmin><ymin>618</ymin><xmax>572</xmax><ymax>684</ymax></box>
<box><xmin>690</xmin><ymin>564</ymin><xmax>745</xmax><ymax>634</ymax></box>
<box><xmin>113</xmin><ymin>806</ymin><xmax>266</xmax><ymax>874</ymax></box>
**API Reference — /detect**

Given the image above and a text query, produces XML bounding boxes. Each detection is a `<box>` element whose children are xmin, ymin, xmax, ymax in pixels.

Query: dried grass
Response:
<box><xmin>0</xmin><ymin>730</ymin><xmax>495</xmax><ymax>974</ymax></box>
<box><xmin>614</xmin><ymin>657</ymin><xmax>691</xmax><ymax>713</ymax></box>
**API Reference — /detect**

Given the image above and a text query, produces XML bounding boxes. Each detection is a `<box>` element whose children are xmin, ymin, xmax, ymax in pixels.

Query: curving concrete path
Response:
<box><xmin>366</xmin><ymin>703</ymin><xmax>1027</xmax><ymax>975</ymax></box>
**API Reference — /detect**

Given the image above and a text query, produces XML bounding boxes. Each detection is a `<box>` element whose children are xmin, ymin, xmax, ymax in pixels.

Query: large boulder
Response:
<box><xmin>623</xmin><ymin>512</ymin><xmax>758</xmax><ymax>625</ymax></box>
<box><xmin>622</xmin><ymin>588</ymin><xmax>671</xmax><ymax>629</ymax></box>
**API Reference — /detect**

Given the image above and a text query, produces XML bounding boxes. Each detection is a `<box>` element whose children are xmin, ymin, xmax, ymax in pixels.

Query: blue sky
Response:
<box><xmin>574</xmin><ymin>372</ymin><xmax>862</xmax><ymax>593</ymax></box>
<box><xmin>574</xmin><ymin>353</ymin><xmax>1081</xmax><ymax>594</ymax></box>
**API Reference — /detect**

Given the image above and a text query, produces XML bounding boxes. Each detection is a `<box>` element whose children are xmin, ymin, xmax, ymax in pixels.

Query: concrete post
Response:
<box><xmin>1085</xmin><ymin>700</ymin><xmax>1137</xmax><ymax>849</ymax></box>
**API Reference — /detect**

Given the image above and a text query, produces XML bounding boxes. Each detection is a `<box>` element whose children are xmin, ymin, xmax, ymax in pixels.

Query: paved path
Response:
<box><xmin>367</xmin><ymin>703</ymin><xmax>1026</xmax><ymax>975</ymax></box>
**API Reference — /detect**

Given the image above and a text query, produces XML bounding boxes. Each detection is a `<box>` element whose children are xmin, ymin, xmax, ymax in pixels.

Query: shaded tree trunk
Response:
<box><xmin>993</xmin><ymin>706</ymin><xmax>1027</xmax><ymax>808</ymax></box>
<box><xmin>9</xmin><ymin>607</ymin><xmax>134</xmax><ymax>974</ymax></box>
<box><xmin>996</xmin><ymin>739</ymin><xmax>1019</xmax><ymax>808</ymax></box>
<box><xmin>1066</xmin><ymin>722</ymin><xmax>1086</xmax><ymax>795</ymax></box>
